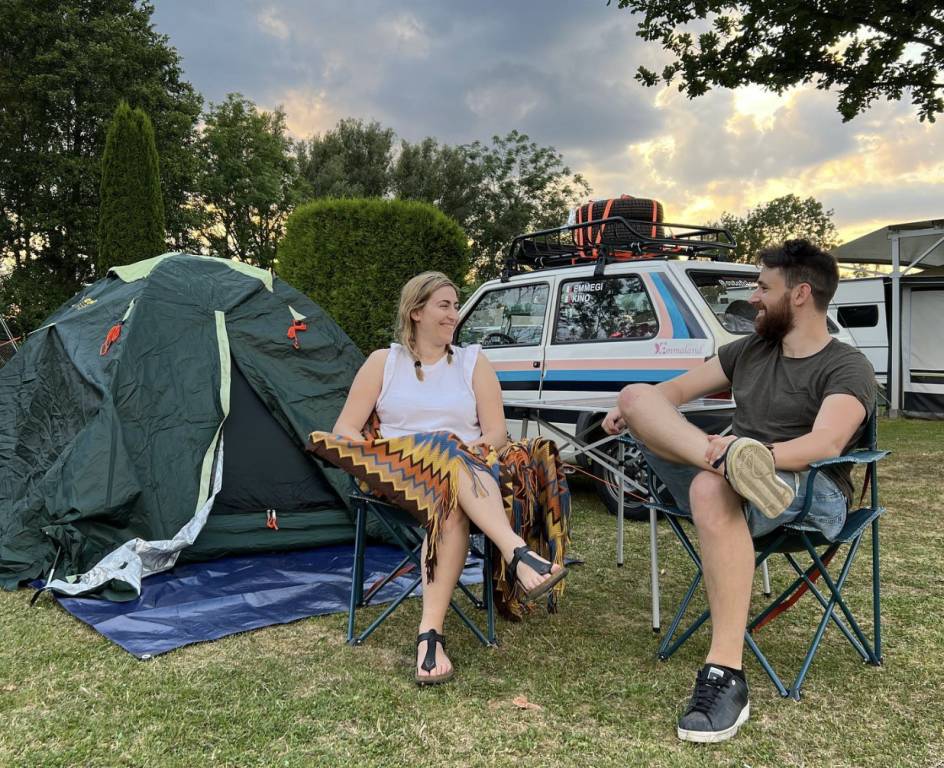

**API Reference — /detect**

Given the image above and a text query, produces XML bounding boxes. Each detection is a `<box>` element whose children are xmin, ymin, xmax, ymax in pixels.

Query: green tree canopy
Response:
<box><xmin>614</xmin><ymin>0</ymin><xmax>944</xmax><ymax>122</ymax></box>
<box><xmin>277</xmin><ymin>198</ymin><xmax>469</xmax><ymax>353</ymax></box>
<box><xmin>390</xmin><ymin>137</ymin><xmax>483</xmax><ymax>229</ymax></box>
<box><xmin>0</xmin><ymin>0</ymin><xmax>201</xmax><ymax>329</ymax></box>
<box><xmin>463</xmin><ymin>130</ymin><xmax>591</xmax><ymax>281</ymax></box>
<box><xmin>296</xmin><ymin>118</ymin><xmax>395</xmax><ymax>198</ymax></box>
<box><xmin>98</xmin><ymin>102</ymin><xmax>165</xmax><ymax>273</ymax></box>
<box><xmin>711</xmin><ymin>194</ymin><xmax>839</xmax><ymax>263</ymax></box>
<box><xmin>197</xmin><ymin>94</ymin><xmax>303</xmax><ymax>268</ymax></box>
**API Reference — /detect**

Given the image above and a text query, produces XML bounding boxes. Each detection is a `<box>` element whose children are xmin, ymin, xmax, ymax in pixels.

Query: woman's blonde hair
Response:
<box><xmin>396</xmin><ymin>271</ymin><xmax>459</xmax><ymax>380</ymax></box>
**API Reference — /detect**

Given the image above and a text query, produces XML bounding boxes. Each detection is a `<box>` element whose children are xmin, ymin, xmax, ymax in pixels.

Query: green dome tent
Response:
<box><xmin>0</xmin><ymin>254</ymin><xmax>364</xmax><ymax>599</ymax></box>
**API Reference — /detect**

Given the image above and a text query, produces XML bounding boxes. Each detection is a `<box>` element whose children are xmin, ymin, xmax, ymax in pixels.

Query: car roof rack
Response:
<box><xmin>501</xmin><ymin>216</ymin><xmax>737</xmax><ymax>281</ymax></box>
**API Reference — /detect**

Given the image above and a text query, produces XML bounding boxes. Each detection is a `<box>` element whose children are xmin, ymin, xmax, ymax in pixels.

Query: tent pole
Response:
<box><xmin>901</xmin><ymin>234</ymin><xmax>944</xmax><ymax>276</ymax></box>
<box><xmin>889</xmin><ymin>235</ymin><xmax>901</xmax><ymax>419</ymax></box>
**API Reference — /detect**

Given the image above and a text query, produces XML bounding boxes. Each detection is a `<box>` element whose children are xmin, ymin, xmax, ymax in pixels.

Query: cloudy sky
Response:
<box><xmin>151</xmin><ymin>0</ymin><xmax>942</xmax><ymax>244</ymax></box>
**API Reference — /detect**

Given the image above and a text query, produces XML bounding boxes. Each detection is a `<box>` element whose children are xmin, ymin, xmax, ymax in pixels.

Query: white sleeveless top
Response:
<box><xmin>376</xmin><ymin>343</ymin><xmax>482</xmax><ymax>443</ymax></box>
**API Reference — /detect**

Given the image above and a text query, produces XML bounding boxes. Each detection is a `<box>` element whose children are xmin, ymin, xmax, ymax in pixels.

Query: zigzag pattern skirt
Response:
<box><xmin>307</xmin><ymin>429</ymin><xmax>570</xmax><ymax>619</ymax></box>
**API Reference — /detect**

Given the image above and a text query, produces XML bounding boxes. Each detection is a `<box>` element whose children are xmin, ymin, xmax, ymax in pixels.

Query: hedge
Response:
<box><xmin>98</xmin><ymin>102</ymin><xmax>165</xmax><ymax>274</ymax></box>
<box><xmin>277</xmin><ymin>198</ymin><xmax>469</xmax><ymax>353</ymax></box>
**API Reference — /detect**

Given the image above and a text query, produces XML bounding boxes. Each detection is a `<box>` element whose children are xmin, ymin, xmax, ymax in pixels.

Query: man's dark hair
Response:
<box><xmin>758</xmin><ymin>239</ymin><xmax>839</xmax><ymax>311</ymax></box>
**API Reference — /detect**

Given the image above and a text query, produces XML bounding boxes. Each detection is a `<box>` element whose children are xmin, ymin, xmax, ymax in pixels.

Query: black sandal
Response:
<box><xmin>415</xmin><ymin>629</ymin><xmax>454</xmax><ymax>686</ymax></box>
<box><xmin>509</xmin><ymin>545</ymin><xmax>568</xmax><ymax>603</ymax></box>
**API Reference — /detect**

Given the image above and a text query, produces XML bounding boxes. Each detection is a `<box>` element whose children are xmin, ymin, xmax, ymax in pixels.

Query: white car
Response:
<box><xmin>456</xmin><ymin>217</ymin><xmax>853</xmax><ymax>518</ymax></box>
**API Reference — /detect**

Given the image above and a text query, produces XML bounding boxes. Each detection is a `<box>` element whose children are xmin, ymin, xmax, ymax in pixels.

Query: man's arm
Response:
<box><xmin>602</xmin><ymin>356</ymin><xmax>730</xmax><ymax>434</ymax></box>
<box><xmin>768</xmin><ymin>393</ymin><xmax>866</xmax><ymax>471</ymax></box>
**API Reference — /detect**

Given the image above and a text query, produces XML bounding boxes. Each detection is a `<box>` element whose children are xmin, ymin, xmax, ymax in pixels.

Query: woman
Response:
<box><xmin>309</xmin><ymin>272</ymin><xmax>569</xmax><ymax>685</ymax></box>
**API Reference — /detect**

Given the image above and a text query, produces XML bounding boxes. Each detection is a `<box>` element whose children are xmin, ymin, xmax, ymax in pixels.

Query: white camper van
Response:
<box><xmin>829</xmin><ymin>277</ymin><xmax>887</xmax><ymax>384</ymax></box>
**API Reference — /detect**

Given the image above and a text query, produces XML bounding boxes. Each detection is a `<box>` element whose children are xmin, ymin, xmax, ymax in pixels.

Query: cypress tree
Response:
<box><xmin>98</xmin><ymin>102</ymin><xmax>166</xmax><ymax>273</ymax></box>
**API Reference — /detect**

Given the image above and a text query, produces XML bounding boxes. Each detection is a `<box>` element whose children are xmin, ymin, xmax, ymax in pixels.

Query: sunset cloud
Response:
<box><xmin>153</xmin><ymin>0</ymin><xmax>943</xmax><ymax>244</ymax></box>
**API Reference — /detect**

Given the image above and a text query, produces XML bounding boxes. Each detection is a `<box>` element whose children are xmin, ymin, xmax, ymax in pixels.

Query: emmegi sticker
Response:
<box><xmin>562</xmin><ymin>281</ymin><xmax>604</xmax><ymax>304</ymax></box>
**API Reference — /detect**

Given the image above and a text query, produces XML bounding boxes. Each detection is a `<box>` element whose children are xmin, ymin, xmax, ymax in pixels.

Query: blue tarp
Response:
<box><xmin>46</xmin><ymin>544</ymin><xmax>483</xmax><ymax>659</ymax></box>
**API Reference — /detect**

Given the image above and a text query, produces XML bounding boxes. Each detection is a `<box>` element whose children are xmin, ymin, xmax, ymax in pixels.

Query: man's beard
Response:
<box><xmin>755</xmin><ymin>294</ymin><xmax>794</xmax><ymax>343</ymax></box>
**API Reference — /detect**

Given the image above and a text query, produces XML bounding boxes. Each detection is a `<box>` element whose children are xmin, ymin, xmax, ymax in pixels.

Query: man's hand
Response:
<box><xmin>704</xmin><ymin>434</ymin><xmax>738</xmax><ymax>470</ymax></box>
<box><xmin>602</xmin><ymin>407</ymin><xmax>626</xmax><ymax>435</ymax></box>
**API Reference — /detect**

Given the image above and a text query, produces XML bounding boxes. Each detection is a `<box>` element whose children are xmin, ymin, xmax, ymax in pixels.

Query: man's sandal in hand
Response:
<box><xmin>712</xmin><ymin>437</ymin><xmax>795</xmax><ymax>519</ymax></box>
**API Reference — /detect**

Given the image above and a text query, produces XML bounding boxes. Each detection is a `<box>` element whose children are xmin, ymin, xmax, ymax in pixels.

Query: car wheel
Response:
<box><xmin>590</xmin><ymin>439</ymin><xmax>653</xmax><ymax>522</ymax></box>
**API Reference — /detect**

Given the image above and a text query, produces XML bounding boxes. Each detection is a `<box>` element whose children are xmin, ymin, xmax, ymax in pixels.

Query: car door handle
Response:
<box><xmin>532</xmin><ymin>361</ymin><xmax>541</xmax><ymax>368</ymax></box>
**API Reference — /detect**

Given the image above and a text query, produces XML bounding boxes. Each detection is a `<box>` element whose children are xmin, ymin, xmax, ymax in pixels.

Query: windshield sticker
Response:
<box><xmin>717</xmin><ymin>278</ymin><xmax>756</xmax><ymax>290</ymax></box>
<box><xmin>561</xmin><ymin>281</ymin><xmax>604</xmax><ymax>304</ymax></box>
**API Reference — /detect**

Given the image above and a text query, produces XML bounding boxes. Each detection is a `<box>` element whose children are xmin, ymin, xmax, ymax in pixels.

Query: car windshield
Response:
<box><xmin>687</xmin><ymin>270</ymin><xmax>759</xmax><ymax>334</ymax></box>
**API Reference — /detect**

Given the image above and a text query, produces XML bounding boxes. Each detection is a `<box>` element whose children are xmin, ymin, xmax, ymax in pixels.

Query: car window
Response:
<box><xmin>687</xmin><ymin>270</ymin><xmax>759</xmax><ymax>334</ymax></box>
<box><xmin>456</xmin><ymin>283</ymin><xmax>549</xmax><ymax>347</ymax></box>
<box><xmin>553</xmin><ymin>275</ymin><xmax>658</xmax><ymax>344</ymax></box>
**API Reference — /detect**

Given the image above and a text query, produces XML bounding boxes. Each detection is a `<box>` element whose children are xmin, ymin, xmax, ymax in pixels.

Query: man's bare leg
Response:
<box><xmin>689</xmin><ymin>471</ymin><xmax>755</xmax><ymax>668</ymax></box>
<box><xmin>618</xmin><ymin>384</ymin><xmax>713</xmax><ymax>467</ymax></box>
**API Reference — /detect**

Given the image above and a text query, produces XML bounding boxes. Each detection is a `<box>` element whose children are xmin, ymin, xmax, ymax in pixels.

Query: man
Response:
<box><xmin>603</xmin><ymin>239</ymin><xmax>875</xmax><ymax>743</ymax></box>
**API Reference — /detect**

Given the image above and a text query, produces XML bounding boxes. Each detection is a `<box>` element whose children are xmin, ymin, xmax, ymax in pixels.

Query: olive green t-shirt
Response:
<box><xmin>717</xmin><ymin>334</ymin><xmax>876</xmax><ymax>500</ymax></box>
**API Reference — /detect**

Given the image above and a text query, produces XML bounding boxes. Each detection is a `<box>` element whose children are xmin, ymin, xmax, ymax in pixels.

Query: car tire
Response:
<box><xmin>589</xmin><ymin>436</ymin><xmax>653</xmax><ymax>522</ymax></box>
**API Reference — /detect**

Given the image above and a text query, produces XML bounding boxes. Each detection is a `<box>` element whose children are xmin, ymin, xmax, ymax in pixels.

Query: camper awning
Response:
<box><xmin>833</xmin><ymin>220</ymin><xmax>944</xmax><ymax>268</ymax></box>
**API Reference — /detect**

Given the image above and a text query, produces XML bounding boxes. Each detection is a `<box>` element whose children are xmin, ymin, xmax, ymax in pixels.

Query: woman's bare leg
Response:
<box><xmin>416</xmin><ymin>510</ymin><xmax>469</xmax><ymax>679</ymax></box>
<box><xmin>456</xmin><ymin>468</ymin><xmax>562</xmax><ymax>593</ymax></box>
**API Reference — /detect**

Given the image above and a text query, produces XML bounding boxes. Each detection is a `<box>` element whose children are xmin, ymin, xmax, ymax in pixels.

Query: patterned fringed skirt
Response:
<box><xmin>307</xmin><ymin>428</ymin><xmax>570</xmax><ymax>619</ymax></box>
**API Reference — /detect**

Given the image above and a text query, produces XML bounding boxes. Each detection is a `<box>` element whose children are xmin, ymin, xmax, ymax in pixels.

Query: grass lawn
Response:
<box><xmin>1</xmin><ymin>418</ymin><xmax>943</xmax><ymax>767</ymax></box>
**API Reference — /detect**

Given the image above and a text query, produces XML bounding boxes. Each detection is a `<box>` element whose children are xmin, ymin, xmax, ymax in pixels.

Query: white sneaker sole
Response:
<box><xmin>677</xmin><ymin>702</ymin><xmax>750</xmax><ymax>743</ymax></box>
<box><xmin>725</xmin><ymin>439</ymin><xmax>795</xmax><ymax>519</ymax></box>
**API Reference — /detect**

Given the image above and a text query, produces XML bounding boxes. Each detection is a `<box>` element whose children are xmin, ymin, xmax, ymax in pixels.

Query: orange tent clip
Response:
<box><xmin>100</xmin><ymin>322</ymin><xmax>123</xmax><ymax>356</ymax></box>
<box><xmin>287</xmin><ymin>320</ymin><xmax>308</xmax><ymax>350</ymax></box>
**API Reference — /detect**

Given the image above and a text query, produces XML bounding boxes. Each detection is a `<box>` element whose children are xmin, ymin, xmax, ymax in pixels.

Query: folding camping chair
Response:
<box><xmin>636</xmin><ymin>410</ymin><xmax>888</xmax><ymax>700</ymax></box>
<box><xmin>346</xmin><ymin>488</ymin><xmax>497</xmax><ymax>647</ymax></box>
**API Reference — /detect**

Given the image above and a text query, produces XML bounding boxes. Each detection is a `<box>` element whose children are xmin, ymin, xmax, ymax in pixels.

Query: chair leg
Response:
<box><xmin>347</xmin><ymin>503</ymin><xmax>368</xmax><ymax>644</ymax></box>
<box><xmin>744</xmin><ymin>630</ymin><xmax>789</xmax><ymax>698</ymax></box>
<box><xmin>354</xmin><ymin>576</ymin><xmax>423</xmax><ymax>645</ymax></box>
<box><xmin>872</xmin><ymin>518</ymin><xmax>882</xmax><ymax>663</ymax></box>
<box><xmin>484</xmin><ymin>540</ymin><xmax>497</xmax><ymax>645</ymax></box>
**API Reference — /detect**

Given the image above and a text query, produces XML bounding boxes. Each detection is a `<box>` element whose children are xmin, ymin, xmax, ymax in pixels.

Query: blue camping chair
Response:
<box><xmin>633</xmin><ymin>410</ymin><xmax>888</xmax><ymax>700</ymax></box>
<box><xmin>346</xmin><ymin>488</ymin><xmax>497</xmax><ymax>647</ymax></box>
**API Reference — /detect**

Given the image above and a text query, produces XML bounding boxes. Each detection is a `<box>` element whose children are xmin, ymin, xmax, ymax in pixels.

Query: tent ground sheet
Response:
<box><xmin>41</xmin><ymin>544</ymin><xmax>484</xmax><ymax>659</ymax></box>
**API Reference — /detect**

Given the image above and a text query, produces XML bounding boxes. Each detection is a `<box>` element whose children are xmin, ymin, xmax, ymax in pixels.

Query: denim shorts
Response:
<box><xmin>637</xmin><ymin>444</ymin><xmax>848</xmax><ymax>541</ymax></box>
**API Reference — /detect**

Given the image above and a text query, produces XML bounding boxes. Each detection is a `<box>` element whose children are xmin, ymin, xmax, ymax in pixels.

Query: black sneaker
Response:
<box><xmin>677</xmin><ymin>664</ymin><xmax>750</xmax><ymax>743</ymax></box>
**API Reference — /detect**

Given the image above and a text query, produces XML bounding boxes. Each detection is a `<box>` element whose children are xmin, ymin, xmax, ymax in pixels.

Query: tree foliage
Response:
<box><xmin>614</xmin><ymin>0</ymin><xmax>944</xmax><ymax>122</ymax></box>
<box><xmin>197</xmin><ymin>95</ymin><xmax>302</xmax><ymax>268</ymax></box>
<box><xmin>711</xmin><ymin>194</ymin><xmax>839</xmax><ymax>263</ymax></box>
<box><xmin>296</xmin><ymin>119</ymin><xmax>394</xmax><ymax>199</ymax></box>
<box><xmin>462</xmin><ymin>131</ymin><xmax>591</xmax><ymax>281</ymax></box>
<box><xmin>277</xmin><ymin>198</ymin><xmax>469</xmax><ymax>353</ymax></box>
<box><xmin>296</xmin><ymin>123</ymin><xmax>591</xmax><ymax>282</ymax></box>
<box><xmin>390</xmin><ymin>137</ymin><xmax>483</xmax><ymax>229</ymax></box>
<box><xmin>98</xmin><ymin>102</ymin><xmax>165</xmax><ymax>273</ymax></box>
<box><xmin>0</xmin><ymin>0</ymin><xmax>201</xmax><ymax>329</ymax></box>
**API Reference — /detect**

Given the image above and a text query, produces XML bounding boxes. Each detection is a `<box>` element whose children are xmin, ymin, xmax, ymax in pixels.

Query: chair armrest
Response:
<box><xmin>809</xmin><ymin>449</ymin><xmax>890</xmax><ymax>468</ymax></box>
